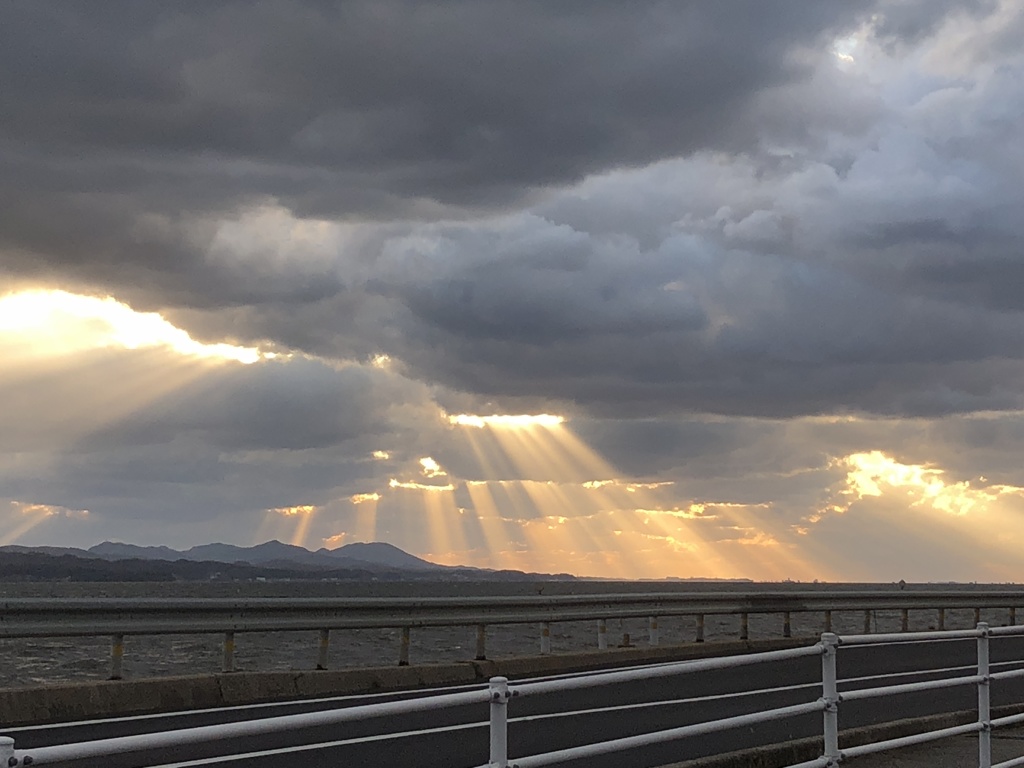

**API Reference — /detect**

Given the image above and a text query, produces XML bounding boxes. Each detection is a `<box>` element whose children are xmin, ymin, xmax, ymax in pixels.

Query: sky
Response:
<box><xmin>2</xmin><ymin>1</ymin><xmax>1024</xmax><ymax>582</ymax></box>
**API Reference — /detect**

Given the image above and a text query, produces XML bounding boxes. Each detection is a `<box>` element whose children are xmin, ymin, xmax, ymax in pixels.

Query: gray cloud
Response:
<box><xmin>5</xmin><ymin>2</ymin><xmax>1015</xmax><ymax>423</ymax></box>
<box><xmin>1</xmin><ymin>0</ymin><xmax>920</xmax><ymax>305</ymax></box>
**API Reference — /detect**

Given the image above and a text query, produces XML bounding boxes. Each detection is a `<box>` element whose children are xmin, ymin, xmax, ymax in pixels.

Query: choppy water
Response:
<box><xmin>0</xmin><ymin>581</ymin><xmax>1016</xmax><ymax>688</ymax></box>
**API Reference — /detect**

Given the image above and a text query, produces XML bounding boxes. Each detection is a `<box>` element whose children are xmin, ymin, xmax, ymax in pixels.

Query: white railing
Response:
<box><xmin>482</xmin><ymin>621</ymin><xmax>1024</xmax><ymax>768</ymax></box>
<box><xmin>4</xmin><ymin>622</ymin><xmax>1024</xmax><ymax>767</ymax></box>
<box><xmin>2</xmin><ymin>591</ymin><xmax>1022</xmax><ymax>677</ymax></box>
<box><xmin>0</xmin><ymin>687</ymin><xmax>492</xmax><ymax>766</ymax></box>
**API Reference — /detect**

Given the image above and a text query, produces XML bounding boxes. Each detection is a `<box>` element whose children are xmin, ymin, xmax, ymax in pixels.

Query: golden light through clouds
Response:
<box><xmin>0</xmin><ymin>501</ymin><xmax>90</xmax><ymax>547</ymax></box>
<box><xmin>0</xmin><ymin>289</ymin><xmax>264</xmax><ymax>451</ymax></box>
<box><xmin>448</xmin><ymin>413</ymin><xmax>566</xmax><ymax>428</ymax></box>
<box><xmin>313</xmin><ymin>408</ymin><xmax>1024</xmax><ymax>580</ymax></box>
<box><xmin>0</xmin><ymin>290</ymin><xmax>263</xmax><ymax>363</ymax></box>
<box><xmin>319</xmin><ymin>411</ymin><xmax>830</xmax><ymax>579</ymax></box>
<box><xmin>807</xmin><ymin>451</ymin><xmax>1024</xmax><ymax>581</ymax></box>
<box><xmin>10</xmin><ymin>286</ymin><xmax>1024</xmax><ymax>579</ymax></box>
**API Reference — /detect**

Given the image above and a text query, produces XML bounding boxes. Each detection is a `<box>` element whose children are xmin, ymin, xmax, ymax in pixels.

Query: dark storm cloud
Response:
<box><xmin>2</xmin><ymin>0</ymin><xmax>913</xmax><ymax>303</ymax></box>
<box><xmin>368</xmin><ymin>210</ymin><xmax>1024</xmax><ymax>417</ymax></box>
<box><xmin>3</xmin><ymin>1</ymin><xmax>878</xmax><ymax>186</ymax></box>
<box><xmin>3</xmin><ymin>0</ymin><xmax>1021</xmax><ymax>423</ymax></box>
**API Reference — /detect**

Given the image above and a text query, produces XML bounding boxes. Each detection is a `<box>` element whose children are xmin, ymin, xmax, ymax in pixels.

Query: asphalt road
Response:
<box><xmin>9</xmin><ymin>635</ymin><xmax>1024</xmax><ymax>768</ymax></box>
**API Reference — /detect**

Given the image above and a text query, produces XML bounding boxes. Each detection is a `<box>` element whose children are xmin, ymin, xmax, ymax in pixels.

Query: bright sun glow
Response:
<box><xmin>419</xmin><ymin>457</ymin><xmax>447</xmax><ymax>477</ymax></box>
<box><xmin>839</xmin><ymin>450</ymin><xmax>1021</xmax><ymax>517</ymax></box>
<box><xmin>448</xmin><ymin>413</ymin><xmax>566</xmax><ymax>428</ymax></box>
<box><xmin>0</xmin><ymin>289</ymin><xmax>263</xmax><ymax>363</ymax></box>
<box><xmin>832</xmin><ymin>31</ymin><xmax>861</xmax><ymax>66</ymax></box>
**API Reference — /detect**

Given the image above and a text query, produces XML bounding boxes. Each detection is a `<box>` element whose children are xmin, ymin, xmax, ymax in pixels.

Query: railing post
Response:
<box><xmin>783</xmin><ymin>611</ymin><xmax>792</xmax><ymax>638</ymax></box>
<box><xmin>222</xmin><ymin>631</ymin><xmax>235</xmax><ymax>673</ymax></box>
<box><xmin>939</xmin><ymin>608</ymin><xmax>946</xmax><ymax>630</ymax></box>
<box><xmin>489</xmin><ymin>676</ymin><xmax>510</xmax><ymax>768</ymax></box>
<box><xmin>110</xmin><ymin>633</ymin><xmax>124</xmax><ymax>680</ymax></box>
<box><xmin>863</xmin><ymin>610</ymin><xmax>872</xmax><ymax>634</ymax></box>
<box><xmin>0</xmin><ymin>737</ymin><xmax>13</xmax><ymax>765</ymax></box>
<box><xmin>978</xmin><ymin>621</ymin><xmax>991</xmax><ymax>768</ymax></box>
<box><xmin>821</xmin><ymin>632</ymin><xmax>840</xmax><ymax>766</ymax></box>
<box><xmin>649</xmin><ymin>616</ymin><xmax>659</xmax><ymax>646</ymax></box>
<box><xmin>1011</xmin><ymin>607</ymin><xmax>1017</xmax><ymax>626</ymax></box>
<box><xmin>740</xmin><ymin>612</ymin><xmax>749</xmax><ymax>641</ymax></box>
<box><xmin>398</xmin><ymin>627</ymin><xmax>411</xmax><ymax>666</ymax></box>
<box><xmin>597</xmin><ymin>619</ymin><xmax>608</xmax><ymax>650</ymax></box>
<box><xmin>540</xmin><ymin>622</ymin><xmax>551</xmax><ymax>654</ymax></box>
<box><xmin>901</xmin><ymin>608</ymin><xmax>909</xmax><ymax>633</ymax></box>
<box><xmin>824</xmin><ymin>610</ymin><xmax>832</xmax><ymax>633</ymax></box>
<box><xmin>476</xmin><ymin>624</ymin><xmax>487</xmax><ymax>661</ymax></box>
<box><xmin>695</xmin><ymin>614</ymin><xmax>705</xmax><ymax>643</ymax></box>
<box><xmin>316</xmin><ymin>628</ymin><xmax>330</xmax><ymax>670</ymax></box>
<box><xmin>975</xmin><ymin>608</ymin><xmax>982</xmax><ymax>626</ymax></box>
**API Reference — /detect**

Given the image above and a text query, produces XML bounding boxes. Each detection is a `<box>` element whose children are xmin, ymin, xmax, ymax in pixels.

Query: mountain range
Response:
<box><xmin>1</xmin><ymin>540</ymin><xmax>441</xmax><ymax>572</ymax></box>
<box><xmin>0</xmin><ymin>540</ymin><xmax>576</xmax><ymax>582</ymax></box>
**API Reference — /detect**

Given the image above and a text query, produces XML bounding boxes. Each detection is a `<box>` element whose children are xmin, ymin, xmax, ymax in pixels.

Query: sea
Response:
<box><xmin>0</xmin><ymin>580</ymin><xmax>1016</xmax><ymax>689</ymax></box>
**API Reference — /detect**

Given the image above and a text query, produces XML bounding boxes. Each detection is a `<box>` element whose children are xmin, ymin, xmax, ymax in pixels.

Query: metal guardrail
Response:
<box><xmin>1</xmin><ymin>591</ymin><xmax>1023</xmax><ymax>678</ymax></box>
<box><xmin>4</xmin><ymin>623</ymin><xmax>1022</xmax><ymax>767</ymax></box>
<box><xmin>482</xmin><ymin>622</ymin><xmax>1024</xmax><ymax>768</ymax></box>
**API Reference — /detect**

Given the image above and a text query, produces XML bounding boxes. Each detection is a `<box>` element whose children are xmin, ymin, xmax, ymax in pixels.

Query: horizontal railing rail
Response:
<box><xmin>4</xmin><ymin>623</ymin><xmax>1024</xmax><ymax>766</ymax></box>
<box><xmin>2</xmin><ymin>591</ymin><xmax>1023</xmax><ymax>637</ymax></box>
<box><xmin>2</xmin><ymin>590</ymin><xmax>1024</xmax><ymax>678</ymax></box>
<box><xmin>0</xmin><ymin>686</ymin><xmax>491</xmax><ymax>765</ymax></box>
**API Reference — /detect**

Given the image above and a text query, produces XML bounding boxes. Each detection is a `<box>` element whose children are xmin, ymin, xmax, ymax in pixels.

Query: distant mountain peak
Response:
<box><xmin>79</xmin><ymin>539</ymin><xmax>447</xmax><ymax>572</ymax></box>
<box><xmin>89</xmin><ymin>541</ymin><xmax>183</xmax><ymax>560</ymax></box>
<box><xmin>323</xmin><ymin>541</ymin><xmax>443</xmax><ymax>571</ymax></box>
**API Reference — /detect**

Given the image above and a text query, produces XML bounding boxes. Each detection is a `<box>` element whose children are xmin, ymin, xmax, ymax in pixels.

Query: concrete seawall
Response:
<box><xmin>0</xmin><ymin>637</ymin><xmax>809</xmax><ymax>726</ymax></box>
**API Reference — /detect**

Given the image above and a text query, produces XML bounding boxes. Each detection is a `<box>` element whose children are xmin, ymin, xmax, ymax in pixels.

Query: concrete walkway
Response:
<box><xmin>842</xmin><ymin>726</ymin><xmax>1024</xmax><ymax>766</ymax></box>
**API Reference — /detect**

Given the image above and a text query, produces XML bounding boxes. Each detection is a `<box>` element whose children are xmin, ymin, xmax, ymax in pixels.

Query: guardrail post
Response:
<box><xmin>783</xmin><ymin>611</ymin><xmax>792</xmax><ymax>638</ymax></box>
<box><xmin>110</xmin><ymin>634</ymin><xmax>124</xmax><ymax>680</ymax></box>
<box><xmin>222</xmin><ymin>631</ymin><xmax>235</xmax><ymax>673</ymax></box>
<box><xmin>863</xmin><ymin>610</ymin><xmax>872</xmax><ymax>634</ymax></box>
<box><xmin>597</xmin><ymin>619</ymin><xmax>608</xmax><ymax>650</ymax></box>
<box><xmin>821</xmin><ymin>632</ymin><xmax>840</xmax><ymax>765</ymax></box>
<box><xmin>824</xmin><ymin>610</ymin><xmax>832</xmax><ymax>633</ymax></box>
<box><xmin>489</xmin><ymin>676</ymin><xmax>510</xmax><ymax>767</ymax></box>
<box><xmin>1011</xmin><ymin>607</ymin><xmax>1017</xmax><ymax>626</ymax></box>
<box><xmin>695</xmin><ymin>614</ymin><xmax>705</xmax><ymax>643</ymax></box>
<box><xmin>901</xmin><ymin>608</ymin><xmax>909</xmax><ymax>633</ymax></box>
<box><xmin>540</xmin><ymin>622</ymin><xmax>551</xmax><ymax>654</ymax></box>
<box><xmin>317</xmin><ymin>628</ymin><xmax>330</xmax><ymax>670</ymax></box>
<box><xmin>978</xmin><ymin>621</ymin><xmax>991</xmax><ymax>768</ymax></box>
<box><xmin>939</xmin><ymin>608</ymin><xmax>946</xmax><ymax>630</ymax></box>
<box><xmin>649</xmin><ymin>616</ymin><xmax>659</xmax><ymax>646</ymax></box>
<box><xmin>975</xmin><ymin>608</ymin><xmax>982</xmax><ymax>626</ymax></box>
<box><xmin>399</xmin><ymin>627</ymin><xmax>411</xmax><ymax>666</ymax></box>
<box><xmin>476</xmin><ymin>624</ymin><xmax>487</xmax><ymax>661</ymax></box>
<box><xmin>740</xmin><ymin>613</ymin><xmax>749</xmax><ymax>641</ymax></box>
<box><xmin>0</xmin><ymin>737</ymin><xmax>14</xmax><ymax>765</ymax></box>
